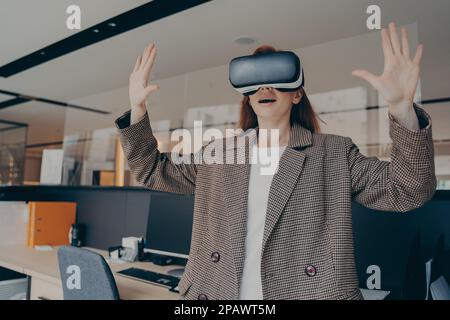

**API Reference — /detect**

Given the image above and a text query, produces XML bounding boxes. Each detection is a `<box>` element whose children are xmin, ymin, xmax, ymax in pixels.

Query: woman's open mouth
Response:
<box><xmin>258</xmin><ymin>98</ymin><xmax>277</xmax><ymax>105</ymax></box>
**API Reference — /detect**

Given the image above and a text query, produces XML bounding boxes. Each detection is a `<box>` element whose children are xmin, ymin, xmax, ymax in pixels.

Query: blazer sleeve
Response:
<box><xmin>346</xmin><ymin>104</ymin><xmax>437</xmax><ymax>213</ymax></box>
<box><xmin>115</xmin><ymin>109</ymin><xmax>199</xmax><ymax>195</ymax></box>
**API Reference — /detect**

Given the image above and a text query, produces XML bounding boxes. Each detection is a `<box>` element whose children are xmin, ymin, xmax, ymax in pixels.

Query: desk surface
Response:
<box><xmin>0</xmin><ymin>245</ymin><xmax>179</xmax><ymax>300</ymax></box>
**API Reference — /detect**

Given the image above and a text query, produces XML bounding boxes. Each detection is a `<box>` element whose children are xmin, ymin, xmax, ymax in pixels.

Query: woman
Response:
<box><xmin>115</xmin><ymin>22</ymin><xmax>436</xmax><ymax>300</ymax></box>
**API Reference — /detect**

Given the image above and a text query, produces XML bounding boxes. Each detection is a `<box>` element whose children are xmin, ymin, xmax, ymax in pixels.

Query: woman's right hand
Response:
<box><xmin>129</xmin><ymin>43</ymin><xmax>160</xmax><ymax>119</ymax></box>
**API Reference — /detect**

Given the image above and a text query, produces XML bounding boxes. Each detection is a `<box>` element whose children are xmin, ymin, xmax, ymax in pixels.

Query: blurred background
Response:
<box><xmin>0</xmin><ymin>0</ymin><xmax>449</xmax><ymax>188</ymax></box>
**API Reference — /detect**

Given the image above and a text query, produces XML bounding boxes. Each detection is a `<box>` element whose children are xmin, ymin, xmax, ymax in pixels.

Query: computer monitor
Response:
<box><xmin>145</xmin><ymin>193</ymin><xmax>194</xmax><ymax>261</ymax></box>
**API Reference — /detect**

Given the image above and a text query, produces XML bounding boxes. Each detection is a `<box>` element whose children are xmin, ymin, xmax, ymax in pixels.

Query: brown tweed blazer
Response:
<box><xmin>115</xmin><ymin>104</ymin><xmax>436</xmax><ymax>300</ymax></box>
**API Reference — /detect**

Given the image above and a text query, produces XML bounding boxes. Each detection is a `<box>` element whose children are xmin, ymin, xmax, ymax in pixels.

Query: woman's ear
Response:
<box><xmin>292</xmin><ymin>89</ymin><xmax>302</xmax><ymax>104</ymax></box>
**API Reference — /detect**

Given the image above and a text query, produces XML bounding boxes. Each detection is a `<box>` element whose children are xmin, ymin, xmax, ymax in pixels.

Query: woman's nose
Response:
<box><xmin>259</xmin><ymin>86</ymin><xmax>273</xmax><ymax>91</ymax></box>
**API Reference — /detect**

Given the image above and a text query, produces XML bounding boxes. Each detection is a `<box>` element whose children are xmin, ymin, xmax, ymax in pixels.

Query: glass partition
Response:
<box><xmin>59</xmin><ymin>18</ymin><xmax>449</xmax><ymax>189</ymax></box>
<box><xmin>0</xmin><ymin>123</ymin><xmax>27</xmax><ymax>185</ymax></box>
<box><xmin>62</xmin><ymin>127</ymin><xmax>117</xmax><ymax>186</ymax></box>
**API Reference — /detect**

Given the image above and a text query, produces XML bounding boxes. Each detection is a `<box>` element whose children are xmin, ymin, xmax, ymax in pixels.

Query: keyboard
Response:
<box><xmin>117</xmin><ymin>267</ymin><xmax>180</xmax><ymax>291</ymax></box>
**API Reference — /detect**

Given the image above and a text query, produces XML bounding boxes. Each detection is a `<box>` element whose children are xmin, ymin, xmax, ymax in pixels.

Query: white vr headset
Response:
<box><xmin>229</xmin><ymin>51</ymin><xmax>304</xmax><ymax>96</ymax></box>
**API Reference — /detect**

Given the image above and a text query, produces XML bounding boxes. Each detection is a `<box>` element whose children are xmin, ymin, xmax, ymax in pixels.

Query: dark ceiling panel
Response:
<box><xmin>0</xmin><ymin>0</ymin><xmax>212</xmax><ymax>77</ymax></box>
<box><xmin>0</xmin><ymin>97</ymin><xmax>31</xmax><ymax>110</ymax></box>
<box><xmin>0</xmin><ymin>89</ymin><xmax>110</xmax><ymax>114</ymax></box>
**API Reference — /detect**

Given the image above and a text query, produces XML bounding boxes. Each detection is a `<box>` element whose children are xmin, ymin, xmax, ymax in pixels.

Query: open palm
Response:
<box><xmin>129</xmin><ymin>43</ymin><xmax>159</xmax><ymax>109</ymax></box>
<box><xmin>352</xmin><ymin>22</ymin><xmax>423</xmax><ymax>108</ymax></box>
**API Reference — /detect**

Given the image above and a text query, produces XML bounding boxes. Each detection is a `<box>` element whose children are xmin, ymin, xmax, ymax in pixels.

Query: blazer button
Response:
<box><xmin>305</xmin><ymin>265</ymin><xmax>317</xmax><ymax>277</ymax></box>
<box><xmin>211</xmin><ymin>251</ymin><xmax>220</xmax><ymax>263</ymax></box>
<box><xmin>198</xmin><ymin>293</ymin><xmax>208</xmax><ymax>300</ymax></box>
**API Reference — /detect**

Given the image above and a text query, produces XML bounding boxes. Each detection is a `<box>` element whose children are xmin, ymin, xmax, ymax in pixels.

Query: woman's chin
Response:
<box><xmin>254</xmin><ymin>105</ymin><xmax>286</xmax><ymax>119</ymax></box>
<box><xmin>255</xmin><ymin>110</ymin><xmax>275</xmax><ymax>119</ymax></box>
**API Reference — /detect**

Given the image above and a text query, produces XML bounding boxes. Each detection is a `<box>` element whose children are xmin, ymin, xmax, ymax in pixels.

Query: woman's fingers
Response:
<box><xmin>381</xmin><ymin>28</ymin><xmax>394</xmax><ymax>62</ymax></box>
<box><xmin>352</xmin><ymin>69</ymin><xmax>381</xmax><ymax>90</ymax></box>
<box><xmin>143</xmin><ymin>44</ymin><xmax>157</xmax><ymax>74</ymax></box>
<box><xmin>401</xmin><ymin>27</ymin><xmax>410</xmax><ymax>59</ymax></box>
<box><xmin>133</xmin><ymin>43</ymin><xmax>155</xmax><ymax>74</ymax></box>
<box><xmin>132</xmin><ymin>43</ymin><xmax>157</xmax><ymax>85</ymax></box>
<box><xmin>141</xmin><ymin>43</ymin><xmax>155</xmax><ymax>69</ymax></box>
<box><xmin>138</xmin><ymin>45</ymin><xmax>150</xmax><ymax>70</ymax></box>
<box><xmin>133</xmin><ymin>55</ymin><xmax>142</xmax><ymax>72</ymax></box>
<box><xmin>413</xmin><ymin>44</ymin><xmax>424</xmax><ymax>65</ymax></box>
<box><xmin>144</xmin><ymin>84</ymin><xmax>160</xmax><ymax>97</ymax></box>
<box><xmin>388</xmin><ymin>22</ymin><xmax>402</xmax><ymax>56</ymax></box>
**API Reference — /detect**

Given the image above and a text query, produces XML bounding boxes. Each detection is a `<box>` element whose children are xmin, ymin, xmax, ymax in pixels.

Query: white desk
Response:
<box><xmin>0</xmin><ymin>245</ymin><xmax>179</xmax><ymax>300</ymax></box>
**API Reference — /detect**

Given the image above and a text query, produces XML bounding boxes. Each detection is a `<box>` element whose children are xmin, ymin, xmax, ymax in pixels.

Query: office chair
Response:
<box><xmin>57</xmin><ymin>246</ymin><xmax>120</xmax><ymax>300</ymax></box>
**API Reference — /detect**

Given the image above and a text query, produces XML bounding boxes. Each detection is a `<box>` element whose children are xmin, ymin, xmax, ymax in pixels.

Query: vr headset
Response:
<box><xmin>229</xmin><ymin>51</ymin><xmax>304</xmax><ymax>96</ymax></box>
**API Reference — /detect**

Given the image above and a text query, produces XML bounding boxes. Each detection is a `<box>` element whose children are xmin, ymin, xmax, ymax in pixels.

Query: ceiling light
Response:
<box><xmin>233</xmin><ymin>36</ymin><xmax>257</xmax><ymax>45</ymax></box>
<box><xmin>108</xmin><ymin>22</ymin><xmax>116</xmax><ymax>27</ymax></box>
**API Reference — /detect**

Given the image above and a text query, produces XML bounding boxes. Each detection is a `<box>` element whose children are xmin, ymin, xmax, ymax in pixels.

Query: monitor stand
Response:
<box><xmin>167</xmin><ymin>267</ymin><xmax>185</xmax><ymax>278</ymax></box>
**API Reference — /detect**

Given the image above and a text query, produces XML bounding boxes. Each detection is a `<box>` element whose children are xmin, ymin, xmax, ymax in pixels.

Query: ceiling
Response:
<box><xmin>0</xmin><ymin>0</ymin><xmax>449</xmax><ymax>149</ymax></box>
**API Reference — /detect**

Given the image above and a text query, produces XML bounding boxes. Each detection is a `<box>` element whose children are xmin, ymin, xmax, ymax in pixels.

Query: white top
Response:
<box><xmin>239</xmin><ymin>141</ymin><xmax>287</xmax><ymax>300</ymax></box>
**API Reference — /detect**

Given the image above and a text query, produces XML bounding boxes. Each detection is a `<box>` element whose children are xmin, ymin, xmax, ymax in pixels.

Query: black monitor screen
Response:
<box><xmin>146</xmin><ymin>193</ymin><xmax>194</xmax><ymax>258</ymax></box>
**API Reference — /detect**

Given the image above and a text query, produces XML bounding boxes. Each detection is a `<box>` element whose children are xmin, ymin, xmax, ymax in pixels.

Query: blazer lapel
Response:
<box><xmin>261</xmin><ymin>149</ymin><xmax>306</xmax><ymax>252</ymax></box>
<box><xmin>262</xmin><ymin>122</ymin><xmax>312</xmax><ymax>253</ymax></box>
<box><xmin>222</xmin><ymin>129</ymin><xmax>256</xmax><ymax>284</ymax></box>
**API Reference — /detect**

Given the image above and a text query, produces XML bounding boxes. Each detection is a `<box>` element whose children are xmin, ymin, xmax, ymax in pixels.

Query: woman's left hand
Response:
<box><xmin>352</xmin><ymin>22</ymin><xmax>423</xmax><ymax>115</ymax></box>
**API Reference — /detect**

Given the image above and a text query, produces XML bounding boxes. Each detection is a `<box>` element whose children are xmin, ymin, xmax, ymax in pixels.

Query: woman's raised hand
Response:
<box><xmin>352</xmin><ymin>22</ymin><xmax>423</xmax><ymax>112</ymax></box>
<box><xmin>129</xmin><ymin>43</ymin><xmax>160</xmax><ymax>110</ymax></box>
